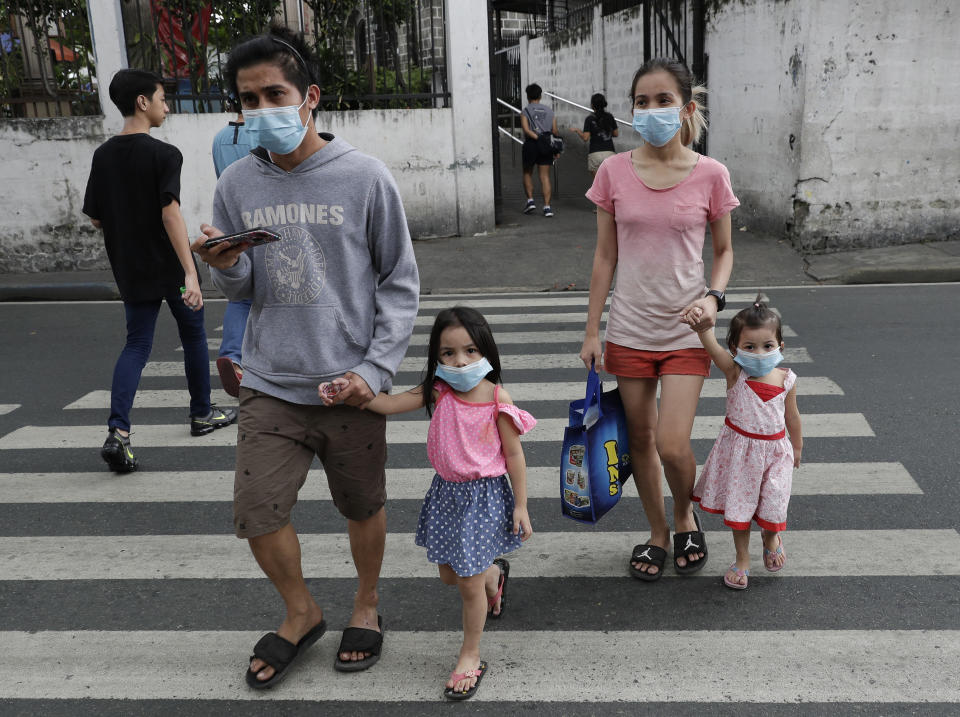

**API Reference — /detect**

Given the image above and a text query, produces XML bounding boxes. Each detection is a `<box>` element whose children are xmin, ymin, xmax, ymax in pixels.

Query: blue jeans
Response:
<box><xmin>218</xmin><ymin>299</ymin><xmax>251</xmax><ymax>365</ymax></box>
<box><xmin>108</xmin><ymin>291</ymin><xmax>211</xmax><ymax>432</ymax></box>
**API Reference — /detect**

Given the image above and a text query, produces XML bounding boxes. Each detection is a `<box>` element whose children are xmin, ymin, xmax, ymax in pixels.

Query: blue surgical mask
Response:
<box><xmin>632</xmin><ymin>107</ymin><xmax>683</xmax><ymax>147</ymax></box>
<box><xmin>734</xmin><ymin>348</ymin><xmax>783</xmax><ymax>377</ymax></box>
<box><xmin>242</xmin><ymin>96</ymin><xmax>310</xmax><ymax>155</ymax></box>
<box><xmin>435</xmin><ymin>357</ymin><xmax>493</xmax><ymax>392</ymax></box>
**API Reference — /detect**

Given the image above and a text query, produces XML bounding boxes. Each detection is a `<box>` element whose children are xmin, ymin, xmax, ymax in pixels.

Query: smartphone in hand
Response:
<box><xmin>202</xmin><ymin>228</ymin><xmax>281</xmax><ymax>250</ymax></box>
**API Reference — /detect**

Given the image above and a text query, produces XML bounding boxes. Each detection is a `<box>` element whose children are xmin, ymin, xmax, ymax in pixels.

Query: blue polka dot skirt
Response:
<box><xmin>415</xmin><ymin>473</ymin><xmax>523</xmax><ymax>577</ymax></box>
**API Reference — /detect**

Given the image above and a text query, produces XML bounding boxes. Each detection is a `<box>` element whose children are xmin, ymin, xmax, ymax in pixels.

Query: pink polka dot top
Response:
<box><xmin>427</xmin><ymin>381</ymin><xmax>537</xmax><ymax>482</ymax></box>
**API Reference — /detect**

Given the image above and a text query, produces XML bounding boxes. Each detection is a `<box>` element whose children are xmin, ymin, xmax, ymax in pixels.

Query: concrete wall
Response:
<box><xmin>708</xmin><ymin>0</ymin><xmax>960</xmax><ymax>251</ymax></box>
<box><xmin>0</xmin><ymin>109</ymin><xmax>459</xmax><ymax>272</ymax></box>
<box><xmin>0</xmin><ymin>0</ymin><xmax>494</xmax><ymax>273</ymax></box>
<box><xmin>520</xmin><ymin>0</ymin><xmax>960</xmax><ymax>252</ymax></box>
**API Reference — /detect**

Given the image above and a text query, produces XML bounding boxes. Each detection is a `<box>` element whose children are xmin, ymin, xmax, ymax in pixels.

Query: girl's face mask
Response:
<box><xmin>435</xmin><ymin>357</ymin><xmax>493</xmax><ymax>392</ymax></box>
<box><xmin>242</xmin><ymin>95</ymin><xmax>310</xmax><ymax>155</ymax></box>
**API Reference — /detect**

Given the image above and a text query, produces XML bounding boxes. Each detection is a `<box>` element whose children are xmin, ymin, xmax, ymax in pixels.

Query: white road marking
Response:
<box><xmin>0</xmin><ymin>413</ymin><xmax>873</xmax><ymax>449</ymax></box>
<box><xmin>0</xmin><ymin>462</ymin><xmax>918</xmax><ymax>503</ymax></box>
<box><xmin>1</xmin><ymin>530</ymin><xmax>956</xmax><ymax>580</ymax></box>
<box><xmin>4</xmin><ymin>629</ymin><xmax>957</xmax><ymax>702</ymax></box>
<box><xmin>0</xmin><ymin>404</ymin><xmax>20</xmax><ymax>416</ymax></box>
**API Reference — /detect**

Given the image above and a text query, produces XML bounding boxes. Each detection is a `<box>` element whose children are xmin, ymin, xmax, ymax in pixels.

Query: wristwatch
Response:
<box><xmin>705</xmin><ymin>289</ymin><xmax>726</xmax><ymax>311</ymax></box>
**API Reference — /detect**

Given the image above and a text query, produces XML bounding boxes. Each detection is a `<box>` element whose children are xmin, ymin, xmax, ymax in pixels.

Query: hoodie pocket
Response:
<box><xmin>251</xmin><ymin>304</ymin><xmax>366</xmax><ymax>377</ymax></box>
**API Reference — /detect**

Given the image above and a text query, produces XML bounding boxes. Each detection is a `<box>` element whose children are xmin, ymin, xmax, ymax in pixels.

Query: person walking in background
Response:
<box><xmin>683</xmin><ymin>298</ymin><xmax>802</xmax><ymax>590</ymax></box>
<box><xmin>579</xmin><ymin>58</ymin><xmax>738</xmax><ymax>581</ymax></box>
<box><xmin>322</xmin><ymin>307</ymin><xmax>534</xmax><ymax>700</ymax></box>
<box><xmin>83</xmin><ymin>69</ymin><xmax>236</xmax><ymax>473</ymax></box>
<box><xmin>572</xmin><ymin>92</ymin><xmax>619</xmax><ymax>184</ymax></box>
<box><xmin>520</xmin><ymin>83</ymin><xmax>559</xmax><ymax>218</ymax></box>
<box><xmin>211</xmin><ymin>102</ymin><xmax>254</xmax><ymax>397</ymax></box>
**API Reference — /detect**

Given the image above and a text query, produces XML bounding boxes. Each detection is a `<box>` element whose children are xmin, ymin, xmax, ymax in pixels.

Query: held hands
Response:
<box><xmin>680</xmin><ymin>297</ymin><xmax>717</xmax><ymax>332</ymax></box>
<box><xmin>190</xmin><ymin>224</ymin><xmax>246</xmax><ymax>270</ymax></box>
<box><xmin>512</xmin><ymin>506</ymin><xmax>533</xmax><ymax>542</ymax></box>
<box><xmin>325</xmin><ymin>372</ymin><xmax>374</xmax><ymax>408</ymax></box>
<box><xmin>317</xmin><ymin>377</ymin><xmax>351</xmax><ymax>406</ymax></box>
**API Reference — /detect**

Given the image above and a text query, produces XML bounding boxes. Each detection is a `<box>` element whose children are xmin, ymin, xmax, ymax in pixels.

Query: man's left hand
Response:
<box><xmin>337</xmin><ymin>372</ymin><xmax>375</xmax><ymax>407</ymax></box>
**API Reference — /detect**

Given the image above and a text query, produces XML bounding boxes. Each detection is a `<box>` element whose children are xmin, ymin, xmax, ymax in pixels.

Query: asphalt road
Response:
<box><xmin>0</xmin><ymin>284</ymin><xmax>957</xmax><ymax>715</ymax></box>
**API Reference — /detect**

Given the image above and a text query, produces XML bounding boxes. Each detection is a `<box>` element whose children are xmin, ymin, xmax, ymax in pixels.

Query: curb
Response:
<box><xmin>0</xmin><ymin>282</ymin><xmax>120</xmax><ymax>302</ymax></box>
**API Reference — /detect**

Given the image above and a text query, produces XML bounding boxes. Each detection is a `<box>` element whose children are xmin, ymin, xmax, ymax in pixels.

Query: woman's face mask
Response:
<box><xmin>242</xmin><ymin>95</ymin><xmax>310</xmax><ymax>155</ymax></box>
<box><xmin>632</xmin><ymin>106</ymin><xmax>683</xmax><ymax>147</ymax></box>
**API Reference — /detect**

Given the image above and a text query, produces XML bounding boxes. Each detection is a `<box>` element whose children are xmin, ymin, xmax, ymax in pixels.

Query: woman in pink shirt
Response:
<box><xmin>580</xmin><ymin>58</ymin><xmax>739</xmax><ymax>581</ymax></box>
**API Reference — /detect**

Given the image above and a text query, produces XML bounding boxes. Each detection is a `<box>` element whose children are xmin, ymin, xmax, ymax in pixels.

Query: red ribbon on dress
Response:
<box><xmin>724</xmin><ymin>417</ymin><xmax>785</xmax><ymax>440</ymax></box>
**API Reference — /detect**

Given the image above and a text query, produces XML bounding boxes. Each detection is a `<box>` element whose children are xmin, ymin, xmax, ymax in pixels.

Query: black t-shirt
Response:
<box><xmin>583</xmin><ymin>113</ymin><xmax>616</xmax><ymax>153</ymax></box>
<box><xmin>83</xmin><ymin>133</ymin><xmax>191</xmax><ymax>302</ymax></box>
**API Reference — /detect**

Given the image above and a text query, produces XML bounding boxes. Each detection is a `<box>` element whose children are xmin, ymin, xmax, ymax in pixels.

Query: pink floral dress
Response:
<box><xmin>692</xmin><ymin>368</ymin><xmax>796</xmax><ymax>531</ymax></box>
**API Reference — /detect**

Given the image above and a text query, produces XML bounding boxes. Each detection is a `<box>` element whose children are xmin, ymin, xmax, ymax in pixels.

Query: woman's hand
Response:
<box><xmin>190</xmin><ymin>224</ymin><xmax>246</xmax><ymax>270</ymax></box>
<box><xmin>512</xmin><ymin>506</ymin><xmax>533</xmax><ymax>541</ymax></box>
<box><xmin>579</xmin><ymin>335</ymin><xmax>603</xmax><ymax>371</ymax></box>
<box><xmin>181</xmin><ymin>273</ymin><xmax>202</xmax><ymax>312</ymax></box>
<box><xmin>318</xmin><ymin>377</ymin><xmax>350</xmax><ymax>406</ymax></box>
<box><xmin>681</xmin><ymin>297</ymin><xmax>718</xmax><ymax>332</ymax></box>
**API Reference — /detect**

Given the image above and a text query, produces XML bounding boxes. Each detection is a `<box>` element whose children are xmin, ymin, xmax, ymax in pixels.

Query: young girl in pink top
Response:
<box><xmin>684</xmin><ymin>298</ymin><xmax>803</xmax><ymax>589</ymax></box>
<box><xmin>580</xmin><ymin>58</ymin><xmax>739</xmax><ymax>581</ymax></box>
<box><xmin>320</xmin><ymin>306</ymin><xmax>534</xmax><ymax>701</ymax></box>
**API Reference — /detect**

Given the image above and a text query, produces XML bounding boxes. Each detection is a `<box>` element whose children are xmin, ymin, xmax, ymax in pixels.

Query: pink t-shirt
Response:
<box><xmin>586</xmin><ymin>152</ymin><xmax>739</xmax><ymax>350</ymax></box>
<box><xmin>427</xmin><ymin>382</ymin><xmax>537</xmax><ymax>482</ymax></box>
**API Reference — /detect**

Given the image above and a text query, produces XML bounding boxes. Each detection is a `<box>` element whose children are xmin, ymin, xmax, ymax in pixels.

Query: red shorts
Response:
<box><xmin>604</xmin><ymin>342</ymin><xmax>711</xmax><ymax>378</ymax></box>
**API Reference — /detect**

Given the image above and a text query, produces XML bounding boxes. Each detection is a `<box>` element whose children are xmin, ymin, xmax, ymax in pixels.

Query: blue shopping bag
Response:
<box><xmin>560</xmin><ymin>366</ymin><xmax>632</xmax><ymax>523</ymax></box>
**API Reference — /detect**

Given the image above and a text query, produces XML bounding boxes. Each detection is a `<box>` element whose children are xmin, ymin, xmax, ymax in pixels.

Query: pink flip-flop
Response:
<box><xmin>723</xmin><ymin>563</ymin><xmax>749</xmax><ymax>590</ymax></box>
<box><xmin>443</xmin><ymin>661</ymin><xmax>488</xmax><ymax>701</ymax></box>
<box><xmin>487</xmin><ymin>558</ymin><xmax>509</xmax><ymax>619</ymax></box>
<box><xmin>763</xmin><ymin>535</ymin><xmax>786</xmax><ymax>572</ymax></box>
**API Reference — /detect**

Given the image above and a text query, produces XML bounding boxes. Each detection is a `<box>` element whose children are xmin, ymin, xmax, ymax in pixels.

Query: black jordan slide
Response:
<box><xmin>673</xmin><ymin>512</ymin><xmax>708</xmax><ymax>575</ymax></box>
<box><xmin>629</xmin><ymin>543</ymin><xmax>667</xmax><ymax>582</ymax></box>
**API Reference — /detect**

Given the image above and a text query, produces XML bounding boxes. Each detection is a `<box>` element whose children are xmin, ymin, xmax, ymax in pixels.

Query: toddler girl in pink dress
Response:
<box><xmin>683</xmin><ymin>297</ymin><xmax>803</xmax><ymax>589</ymax></box>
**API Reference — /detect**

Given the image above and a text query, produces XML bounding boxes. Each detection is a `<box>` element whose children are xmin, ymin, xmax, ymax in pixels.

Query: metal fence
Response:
<box><xmin>0</xmin><ymin>0</ymin><xmax>99</xmax><ymax>118</ymax></box>
<box><xmin>123</xmin><ymin>0</ymin><xmax>450</xmax><ymax>113</ymax></box>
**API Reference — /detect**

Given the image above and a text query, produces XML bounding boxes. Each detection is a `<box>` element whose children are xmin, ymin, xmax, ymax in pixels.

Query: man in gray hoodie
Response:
<box><xmin>192</xmin><ymin>30</ymin><xmax>419</xmax><ymax>688</ymax></box>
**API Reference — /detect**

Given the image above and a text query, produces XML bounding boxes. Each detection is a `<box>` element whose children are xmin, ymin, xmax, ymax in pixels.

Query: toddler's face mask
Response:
<box><xmin>733</xmin><ymin>348</ymin><xmax>783</xmax><ymax>377</ymax></box>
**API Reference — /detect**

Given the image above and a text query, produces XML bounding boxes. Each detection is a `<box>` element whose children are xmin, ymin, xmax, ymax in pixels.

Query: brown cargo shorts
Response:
<box><xmin>233</xmin><ymin>387</ymin><xmax>387</xmax><ymax>538</ymax></box>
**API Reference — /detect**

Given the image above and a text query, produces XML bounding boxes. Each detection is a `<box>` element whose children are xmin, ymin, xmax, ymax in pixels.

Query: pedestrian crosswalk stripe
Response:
<box><xmin>413</xmin><ymin>308</ymin><xmax>772</xmax><ymax>326</ymax></box>
<box><xmin>150</xmin><ymin>347</ymin><xmax>813</xmax><ymax>376</ymax></box>
<box><xmin>0</xmin><ymin>404</ymin><xmax>19</xmax><ymax>416</ymax></box>
<box><xmin>416</xmin><ymin>292</ymin><xmax>764</xmax><ymax>309</ymax></box>
<box><xmin>2</xmin><ymin>530</ymin><xmax>956</xmax><ymax>580</ymax></box>
<box><xmin>0</xmin><ymin>462</ymin><xmax>918</xmax><ymax>503</ymax></box>
<box><xmin>0</xmin><ymin>413</ymin><xmax>873</xmax><ymax>449</ymax></box>
<box><xmin>192</xmin><ymin>324</ymin><xmax>799</xmax><ymax>350</ymax></box>
<box><xmin>62</xmin><ymin>376</ymin><xmax>843</xmax><ymax>411</ymax></box>
<box><xmin>5</xmin><ymin>629</ymin><xmax>957</xmax><ymax>702</ymax></box>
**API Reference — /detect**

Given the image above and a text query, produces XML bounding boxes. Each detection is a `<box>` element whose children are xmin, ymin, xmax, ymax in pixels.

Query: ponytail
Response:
<box><xmin>680</xmin><ymin>84</ymin><xmax>708</xmax><ymax>146</ymax></box>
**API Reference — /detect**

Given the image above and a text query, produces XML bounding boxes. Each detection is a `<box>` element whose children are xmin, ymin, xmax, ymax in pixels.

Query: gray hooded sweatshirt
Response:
<box><xmin>211</xmin><ymin>134</ymin><xmax>419</xmax><ymax>405</ymax></box>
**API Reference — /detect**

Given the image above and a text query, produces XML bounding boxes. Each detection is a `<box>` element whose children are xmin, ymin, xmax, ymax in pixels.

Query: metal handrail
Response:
<box><xmin>542</xmin><ymin>90</ymin><xmax>631</xmax><ymax>126</ymax></box>
<box><xmin>497</xmin><ymin>97</ymin><xmax>521</xmax><ymax>115</ymax></box>
<box><xmin>498</xmin><ymin>126</ymin><xmax>522</xmax><ymax>145</ymax></box>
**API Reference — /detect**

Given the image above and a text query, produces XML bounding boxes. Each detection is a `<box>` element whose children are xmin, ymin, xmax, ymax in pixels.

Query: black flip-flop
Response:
<box><xmin>629</xmin><ymin>543</ymin><xmax>667</xmax><ymax>582</ymax></box>
<box><xmin>334</xmin><ymin>615</ymin><xmax>383</xmax><ymax>672</ymax></box>
<box><xmin>246</xmin><ymin>619</ymin><xmax>327</xmax><ymax>690</ymax></box>
<box><xmin>443</xmin><ymin>660</ymin><xmax>488</xmax><ymax>701</ymax></box>
<box><xmin>487</xmin><ymin>558</ymin><xmax>510</xmax><ymax>620</ymax></box>
<box><xmin>673</xmin><ymin>512</ymin><xmax>708</xmax><ymax>574</ymax></box>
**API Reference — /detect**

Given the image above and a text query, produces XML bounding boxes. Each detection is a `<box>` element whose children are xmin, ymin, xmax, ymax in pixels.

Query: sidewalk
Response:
<box><xmin>1</xmin><ymin>137</ymin><xmax>958</xmax><ymax>300</ymax></box>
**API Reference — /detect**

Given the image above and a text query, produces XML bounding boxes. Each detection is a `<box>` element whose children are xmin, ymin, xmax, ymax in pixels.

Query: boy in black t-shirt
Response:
<box><xmin>83</xmin><ymin>69</ymin><xmax>236</xmax><ymax>472</ymax></box>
